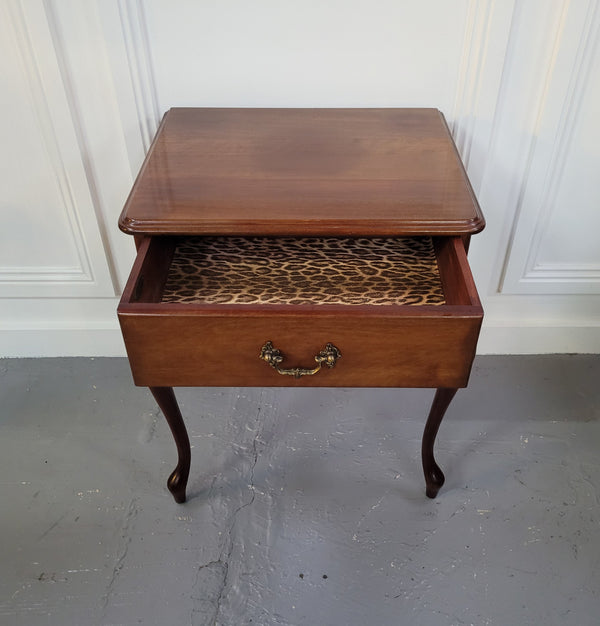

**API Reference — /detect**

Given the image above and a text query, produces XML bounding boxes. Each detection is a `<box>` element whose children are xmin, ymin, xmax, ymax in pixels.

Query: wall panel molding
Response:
<box><xmin>116</xmin><ymin>0</ymin><xmax>160</xmax><ymax>154</ymax></box>
<box><xmin>41</xmin><ymin>0</ymin><xmax>145</xmax><ymax>293</ymax></box>
<box><xmin>43</xmin><ymin>0</ymin><xmax>124</xmax><ymax>295</ymax></box>
<box><xmin>495</xmin><ymin>0</ymin><xmax>570</xmax><ymax>292</ymax></box>
<box><xmin>450</xmin><ymin>0</ymin><xmax>516</xmax><ymax>194</ymax></box>
<box><xmin>523</xmin><ymin>0</ymin><xmax>600</xmax><ymax>283</ymax></box>
<box><xmin>0</xmin><ymin>265</ymin><xmax>90</xmax><ymax>284</ymax></box>
<box><xmin>2</xmin><ymin>0</ymin><xmax>599</xmax><ymax>355</ymax></box>
<box><xmin>1</xmin><ymin>0</ymin><xmax>95</xmax><ymax>289</ymax></box>
<box><xmin>452</xmin><ymin>0</ymin><xmax>496</xmax><ymax>167</ymax></box>
<box><xmin>501</xmin><ymin>0</ymin><xmax>600</xmax><ymax>294</ymax></box>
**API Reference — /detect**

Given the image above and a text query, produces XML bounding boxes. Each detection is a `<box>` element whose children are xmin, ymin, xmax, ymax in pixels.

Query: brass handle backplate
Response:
<box><xmin>259</xmin><ymin>341</ymin><xmax>341</xmax><ymax>379</ymax></box>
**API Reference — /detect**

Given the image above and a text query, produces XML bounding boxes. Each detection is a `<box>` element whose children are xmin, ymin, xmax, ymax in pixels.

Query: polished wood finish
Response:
<box><xmin>118</xmin><ymin>108</ymin><xmax>485</xmax><ymax>502</ymax></box>
<box><xmin>118</xmin><ymin>236</ymin><xmax>483</xmax><ymax>388</ymax></box>
<box><xmin>433</xmin><ymin>236</ymin><xmax>480</xmax><ymax>306</ymax></box>
<box><xmin>120</xmin><ymin>312</ymin><xmax>481</xmax><ymax>388</ymax></box>
<box><xmin>422</xmin><ymin>388</ymin><xmax>458</xmax><ymax>498</ymax></box>
<box><xmin>149</xmin><ymin>387</ymin><xmax>190</xmax><ymax>503</ymax></box>
<box><xmin>119</xmin><ymin>108</ymin><xmax>484</xmax><ymax>237</ymax></box>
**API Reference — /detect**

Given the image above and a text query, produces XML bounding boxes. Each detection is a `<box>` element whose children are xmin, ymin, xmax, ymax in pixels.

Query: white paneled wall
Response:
<box><xmin>1</xmin><ymin>0</ymin><xmax>599</xmax><ymax>356</ymax></box>
<box><xmin>0</xmin><ymin>0</ymin><xmax>116</xmax><ymax>298</ymax></box>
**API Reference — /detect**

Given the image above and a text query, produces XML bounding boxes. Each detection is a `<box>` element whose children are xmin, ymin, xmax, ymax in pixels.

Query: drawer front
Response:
<box><xmin>118</xmin><ymin>235</ymin><xmax>483</xmax><ymax>388</ymax></box>
<box><xmin>119</xmin><ymin>311</ymin><xmax>481</xmax><ymax>388</ymax></box>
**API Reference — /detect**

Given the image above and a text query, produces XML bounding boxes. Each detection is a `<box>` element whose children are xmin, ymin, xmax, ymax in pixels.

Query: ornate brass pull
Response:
<box><xmin>259</xmin><ymin>341</ymin><xmax>341</xmax><ymax>379</ymax></box>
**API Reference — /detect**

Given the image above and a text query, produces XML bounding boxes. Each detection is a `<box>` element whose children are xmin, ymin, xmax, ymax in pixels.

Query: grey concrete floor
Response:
<box><xmin>0</xmin><ymin>356</ymin><xmax>599</xmax><ymax>626</ymax></box>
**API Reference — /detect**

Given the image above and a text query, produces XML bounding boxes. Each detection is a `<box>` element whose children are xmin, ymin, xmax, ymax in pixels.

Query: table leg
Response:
<box><xmin>421</xmin><ymin>387</ymin><xmax>457</xmax><ymax>498</ymax></box>
<box><xmin>149</xmin><ymin>387</ymin><xmax>191</xmax><ymax>503</ymax></box>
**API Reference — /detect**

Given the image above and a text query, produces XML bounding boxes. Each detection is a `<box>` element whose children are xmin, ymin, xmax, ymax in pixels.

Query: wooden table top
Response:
<box><xmin>119</xmin><ymin>108</ymin><xmax>484</xmax><ymax>237</ymax></box>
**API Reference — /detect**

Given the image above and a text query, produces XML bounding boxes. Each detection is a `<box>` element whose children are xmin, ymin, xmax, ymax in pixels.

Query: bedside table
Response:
<box><xmin>118</xmin><ymin>108</ymin><xmax>484</xmax><ymax>503</ymax></box>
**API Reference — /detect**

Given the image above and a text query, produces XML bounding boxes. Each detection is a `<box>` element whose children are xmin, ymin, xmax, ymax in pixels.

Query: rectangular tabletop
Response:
<box><xmin>119</xmin><ymin>108</ymin><xmax>484</xmax><ymax>237</ymax></box>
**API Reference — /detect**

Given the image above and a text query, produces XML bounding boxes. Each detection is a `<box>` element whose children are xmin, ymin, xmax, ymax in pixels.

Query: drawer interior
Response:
<box><xmin>123</xmin><ymin>235</ymin><xmax>478</xmax><ymax>308</ymax></box>
<box><xmin>119</xmin><ymin>235</ymin><xmax>482</xmax><ymax>387</ymax></box>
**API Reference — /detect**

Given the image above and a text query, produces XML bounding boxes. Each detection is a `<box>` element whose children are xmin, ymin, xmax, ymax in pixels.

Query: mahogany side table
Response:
<box><xmin>117</xmin><ymin>108</ymin><xmax>484</xmax><ymax>503</ymax></box>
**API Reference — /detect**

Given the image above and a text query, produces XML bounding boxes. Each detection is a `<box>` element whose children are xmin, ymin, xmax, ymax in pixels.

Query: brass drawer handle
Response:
<box><xmin>259</xmin><ymin>341</ymin><xmax>341</xmax><ymax>379</ymax></box>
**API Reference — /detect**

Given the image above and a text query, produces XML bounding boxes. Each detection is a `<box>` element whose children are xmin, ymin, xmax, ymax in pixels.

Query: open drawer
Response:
<box><xmin>118</xmin><ymin>235</ymin><xmax>483</xmax><ymax>388</ymax></box>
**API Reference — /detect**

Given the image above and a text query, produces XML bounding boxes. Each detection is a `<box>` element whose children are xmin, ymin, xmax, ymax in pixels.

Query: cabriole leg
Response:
<box><xmin>149</xmin><ymin>387</ymin><xmax>191</xmax><ymax>503</ymax></box>
<box><xmin>422</xmin><ymin>388</ymin><xmax>457</xmax><ymax>498</ymax></box>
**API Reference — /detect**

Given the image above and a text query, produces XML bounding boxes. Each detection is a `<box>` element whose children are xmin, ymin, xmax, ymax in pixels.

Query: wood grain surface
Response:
<box><xmin>119</xmin><ymin>108</ymin><xmax>484</xmax><ymax>237</ymax></box>
<box><xmin>118</xmin><ymin>236</ymin><xmax>483</xmax><ymax>388</ymax></box>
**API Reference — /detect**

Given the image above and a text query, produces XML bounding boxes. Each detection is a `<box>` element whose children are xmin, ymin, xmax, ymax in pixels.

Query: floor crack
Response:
<box><xmin>99</xmin><ymin>497</ymin><xmax>138</xmax><ymax>619</ymax></box>
<box><xmin>37</xmin><ymin>511</ymin><xmax>68</xmax><ymax>542</ymax></box>
<box><xmin>352</xmin><ymin>494</ymin><xmax>387</xmax><ymax>541</ymax></box>
<box><xmin>210</xmin><ymin>559</ymin><xmax>230</xmax><ymax>626</ymax></box>
<box><xmin>209</xmin><ymin>404</ymin><xmax>262</xmax><ymax>625</ymax></box>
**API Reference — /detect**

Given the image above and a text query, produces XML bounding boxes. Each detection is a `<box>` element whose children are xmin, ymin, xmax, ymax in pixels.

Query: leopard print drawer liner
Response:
<box><xmin>161</xmin><ymin>237</ymin><xmax>445</xmax><ymax>306</ymax></box>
